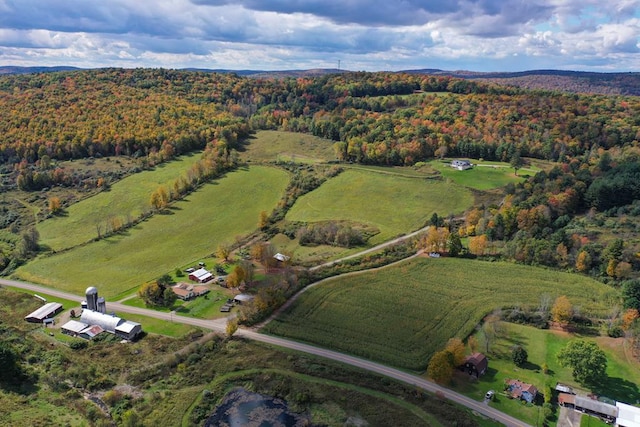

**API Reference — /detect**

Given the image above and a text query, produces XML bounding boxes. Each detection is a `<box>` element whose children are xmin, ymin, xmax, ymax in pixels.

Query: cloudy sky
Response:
<box><xmin>0</xmin><ymin>0</ymin><xmax>638</xmax><ymax>72</ymax></box>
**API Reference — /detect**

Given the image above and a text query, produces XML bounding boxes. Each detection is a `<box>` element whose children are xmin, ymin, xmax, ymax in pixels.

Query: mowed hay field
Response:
<box><xmin>38</xmin><ymin>152</ymin><xmax>204</xmax><ymax>251</ymax></box>
<box><xmin>15</xmin><ymin>166</ymin><xmax>289</xmax><ymax>298</ymax></box>
<box><xmin>263</xmin><ymin>257</ymin><xmax>617</xmax><ymax>371</ymax></box>
<box><xmin>241</xmin><ymin>130</ymin><xmax>337</xmax><ymax>163</ymax></box>
<box><xmin>286</xmin><ymin>169</ymin><xmax>474</xmax><ymax>245</ymax></box>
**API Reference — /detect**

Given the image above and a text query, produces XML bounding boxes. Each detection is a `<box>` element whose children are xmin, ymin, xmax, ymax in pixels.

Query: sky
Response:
<box><xmin>0</xmin><ymin>0</ymin><xmax>638</xmax><ymax>72</ymax></box>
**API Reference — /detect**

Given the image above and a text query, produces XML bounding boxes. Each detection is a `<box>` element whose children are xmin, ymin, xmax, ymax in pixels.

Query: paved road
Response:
<box><xmin>1</xmin><ymin>276</ymin><xmax>530</xmax><ymax>426</ymax></box>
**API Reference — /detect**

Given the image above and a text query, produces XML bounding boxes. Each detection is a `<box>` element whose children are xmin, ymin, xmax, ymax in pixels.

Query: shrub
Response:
<box><xmin>69</xmin><ymin>340</ymin><xmax>88</xmax><ymax>350</ymax></box>
<box><xmin>607</xmin><ymin>326</ymin><xmax>624</xmax><ymax>338</ymax></box>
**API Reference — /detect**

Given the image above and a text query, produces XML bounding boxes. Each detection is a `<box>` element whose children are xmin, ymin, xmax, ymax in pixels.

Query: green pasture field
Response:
<box><xmin>430</xmin><ymin>159</ymin><xmax>539</xmax><ymax>190</ymax></box>
<box><xmin>262</xmin><ymin>257</ymin><xmax>617</xmax><ymax>371</ymax></box>
<box><xmin>240</xmin><ymin>130</ymin><xmax>337</xmax><ymax>163</ymax></box>
<box><xmin>457</xmin><ymin>323</ymin><xmax>640</xmax><ymax>424</ymax></box>
<box><xmin>15</xmin><ymin>166</ymin><xmax>289</xmax><ymax>299</ymax></box>
<box><xmin>286</xmin><ymin>169</ymin><xmax>474</xmax><ymax>245</ymax></box>
<box><xmin>37</xmin><ymin>152</ymin><xmax>205</xmax><ymax>251</ymax></box>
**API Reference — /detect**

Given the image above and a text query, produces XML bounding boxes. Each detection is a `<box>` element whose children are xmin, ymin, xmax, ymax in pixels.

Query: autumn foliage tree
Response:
<box><xmin>445</xmin><ymin>338</ymin><xmax>467</xmax><ymax>367</ymax></box>
<box><xmin>427</xmin><ymin>350</ymin><xmax>455</xmax><ymax>384</ymax></box>
<box><xmin>48</xmin><ymin>196</ymin><xmax>62</xmax><ymax>214</ymax></box>
<box><xmin>551</xmin><ymin>296</ymin><xmax>573</xmax><ymax>325</ymax></box>
<box><xmin>138</xmin><ymin>274</ymin><xmax>177</xmax><ymax>308</ymax></box>
<box><xmin>468</xmin><ymin>234</ymin><xmax>488</xmax><ymax>256</ymax></box>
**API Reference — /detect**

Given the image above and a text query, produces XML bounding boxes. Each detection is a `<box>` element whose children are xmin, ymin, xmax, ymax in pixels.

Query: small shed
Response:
<box><xmin>274</xmin><ymin>253</ymin><xmax>290</xmax><ymax>262</ymax></box>
<box><xmin>24</xmin><ymin>302</ymin><xmax>63</xmax><ymax>323</ymax></box>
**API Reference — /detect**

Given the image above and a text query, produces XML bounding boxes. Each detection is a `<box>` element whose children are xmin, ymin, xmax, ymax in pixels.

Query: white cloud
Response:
<box><xmin>0</xmin><ymin>0</ymin><xmax>637</xmax><ymax>71</ymax></box>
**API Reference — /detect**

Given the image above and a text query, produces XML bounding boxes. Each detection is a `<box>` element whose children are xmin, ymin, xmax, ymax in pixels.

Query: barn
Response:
<box><xmin>24</xmin><ymin>302</ymin><xmax>63</xmax><ymax>323</ymax></box>
<box><xmin>188</xmin><ymin>268</ymin><xmax>213</xmax><ymax>283</ymax></box>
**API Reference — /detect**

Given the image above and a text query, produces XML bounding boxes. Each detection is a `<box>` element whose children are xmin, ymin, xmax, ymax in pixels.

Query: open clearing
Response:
<box><xmin>286</xmin><ymin>169</ymin><xmax>474</xmax><ymax>245</ymax></box>
<box><xmin>15</xmin><ymin>166</ymin><xmax>289</xmax><ymax>299</ymax></box>
<box><xmin>263</xmin><ymin>257</ymin><xmax>617</xmax><ymax>371</ymax></box>
<box><xmin>429</xmin><ymin>159</ymin><xmax>539</xmax><ymax>190</ymax></box>
<box><xmin>37</xmin><ymin>152</ymin><xmax>204</xmax><ymax>251</ymax></box>
<box><xmin>240</xmin><ymin>130</ymin><xmax>337</xmax><ymax>163</ymax></box>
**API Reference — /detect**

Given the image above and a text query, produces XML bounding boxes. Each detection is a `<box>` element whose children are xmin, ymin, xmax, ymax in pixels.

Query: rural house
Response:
<box><xmin>171</xmin><ymin>283</ymin><xmax>210</xmax><ymax>300</ymax></box>
<box><xmin>460</xmin><ymin>352</ymin><xmax>488</xmax><ymax>377</ymax></box>
<box><xmin>451</xmin><ymin>159</ymin><xmax>472</xmax><ymax>170</ymax></box>
<box><xmin>505</xmin><ymin>379</ymin><xmax>538</xmax><ymax>403</ymax></box>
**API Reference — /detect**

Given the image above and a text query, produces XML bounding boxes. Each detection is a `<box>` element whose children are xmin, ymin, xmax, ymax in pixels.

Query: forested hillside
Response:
<box><xmin>1</xmin><ymin>68</ymin><xmax>640</xmax><ymax>282</ymax></box>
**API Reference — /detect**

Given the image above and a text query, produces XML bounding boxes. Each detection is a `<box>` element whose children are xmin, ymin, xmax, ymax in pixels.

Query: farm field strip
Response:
<box><xmin>15</xmin><ymin>166</ymin><xmax>289</xmax><ymax>298</ymax></box>
<box><xmin>37</xmin><ymin>152</ymin><xmax>205</xmax><ymax>251</ymax></box>
<box><xmin>263</xmin><ymin>257</ymin><xmax>616</xmax><ymax>371</ymax></box>
<box><xmin>286</xmin><ymin>169</ymin><xmax>474</xmax><ymax>245</ymax></box>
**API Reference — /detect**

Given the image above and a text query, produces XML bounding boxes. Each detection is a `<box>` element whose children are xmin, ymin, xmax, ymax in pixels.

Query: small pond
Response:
<box><xmin>205</xmin><ymin>387</ymin><xmax>310</xmax><ymax>427</ymax></box>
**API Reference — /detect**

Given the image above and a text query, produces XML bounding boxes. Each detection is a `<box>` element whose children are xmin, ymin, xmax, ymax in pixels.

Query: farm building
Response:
<box><xmin>24</xmin><ymin>302</ymin><xmax>63</xmax><ymax>323</ymax></box>
<box><xmin>451</xmin><ymin>159</ymin><xmax>472</xmax><ymax>170</ymax></box>
<box><xmin>616</xmin><ymin>402</ymin><xmax>640</xmax><ymax>427</ymax></box>
<box><xmin>559</xmin><ymin>393</ymin><xmax>618</xmax><ymax>423</ymax></box>
<box><xmin>505</xmin><ymin>379</ymin><xmax>538</xmax><ymax>403</ymax></box>
<box><xmin>274</xmin><ymin>253</ymin><xmax>290</xmax><ymax>262</ymax></box>
<box><xmin>61</xmin><ymin>309</ymin><xmax>142</xmax><ymax>341</ymax></box>
<box><xmin>189</xmin><ymin>268</ymin><xmax>213</xmax><ymax>283</ymax></box>
<box><xmin>460</xmin><ymin>352</ymin><xmax>488</xmax><ymax>377</ymax></box>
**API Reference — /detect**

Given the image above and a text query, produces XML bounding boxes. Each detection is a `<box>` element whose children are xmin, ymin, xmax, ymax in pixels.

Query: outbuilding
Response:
<box><xmin>188</xmin><ymin>268</ymin><xmax>213</xmax><ymax>283</ymax></box>
<box><xmin>461</xmin><ymin>352</ymin><xmax>488</xmax><ymax>377</ymax></box>
<box><xmin>616</xmin><ymin>402</ymin><xmax>640</xmax><ymax>427</ymax></box>
<box><xmin>24</xmin><ymin>302</ymin><xmax>63</xmax><ymax>323</ymax></box>
<box><xmin>115</xmin><ymin>321</ymin><xmax>142</xmax><ymax>340</ymax></box>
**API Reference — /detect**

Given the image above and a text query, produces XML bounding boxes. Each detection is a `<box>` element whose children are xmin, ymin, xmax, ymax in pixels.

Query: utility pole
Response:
<box><xmin>338</xmin><ymin>60</ymin><xmax>341</xmax><ymax>70</ymax></box>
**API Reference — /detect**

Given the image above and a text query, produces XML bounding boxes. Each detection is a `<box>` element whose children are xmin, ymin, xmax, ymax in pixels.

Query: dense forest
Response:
<box><xmin>1</xmin><ymin>68</ymin><xmax>640</xmax><ymax>282</ymax></box>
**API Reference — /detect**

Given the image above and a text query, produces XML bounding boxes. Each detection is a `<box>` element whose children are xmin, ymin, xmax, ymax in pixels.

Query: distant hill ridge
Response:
<box><xmin>1</xmin><ymin>65</ymin><xmax>638</xmax><ymax>95</ymax></box>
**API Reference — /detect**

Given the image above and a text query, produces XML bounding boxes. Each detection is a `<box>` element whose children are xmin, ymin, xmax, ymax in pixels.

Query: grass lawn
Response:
<box><xmin>122</xmin><ymin>287</ymin><xmax>233</xmax><ymax>320</ymax></box>
<box><xmin>37</xmin><ymin>152</ymin><xmax>204</xmax><ymax>251</ymax></box>
<box><xmin>263</xmin><ymin>257</ymin><xmax>617</xmax><ymax>371</ymax></box>
<box><xmin>430</xmin><ymin>159</ymin><xmax>538</xmax><ymax>191</ymax></box>
<box><xmin>455</xmin><ymin>322</ymin><xmax>640</xmax><ymax>425</ymax></box>
<box><xmin>286</xmin><ymin>169</ymin><xmax>474</xmax><ymax>245</ymax></box>
<box><xmin>15</xmin><ymin>166</ymin><xmax>289</xmax><ymax>299</ymax></box>
<box><xmin>240</xmin><ymin>130</ymin><xmax>337</xmax><ymax>163</ymax></box>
